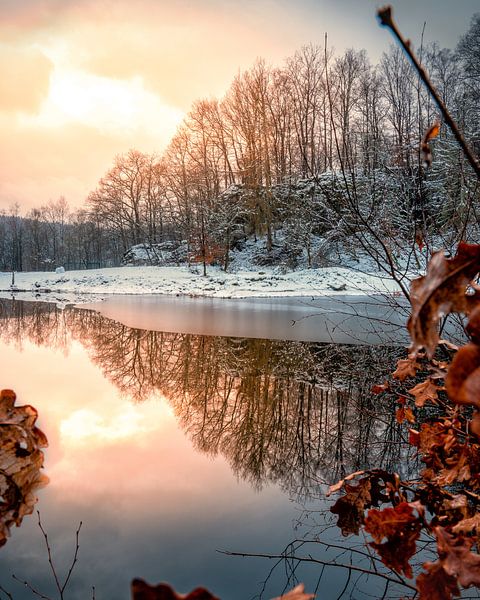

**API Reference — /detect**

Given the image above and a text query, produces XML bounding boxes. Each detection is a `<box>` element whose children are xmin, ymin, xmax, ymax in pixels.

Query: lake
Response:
<box><xmin>0</xmin><ymin>296</ymin><xmax>408</xmax><ymax>599</ymax></box>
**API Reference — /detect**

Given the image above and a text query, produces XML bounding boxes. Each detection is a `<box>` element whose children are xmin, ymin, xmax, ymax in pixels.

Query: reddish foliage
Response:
<box><xmin>408</xmin><ymin>379</ymin><xmax>440</xmax><ymax>407</ymax></box>
<box><xmin>131</xmin><ymin>579</ymin><xmax>220</xmax><ymax>600</ymax></box>
<box><xmin>417</xmin><ymin>562</ymin><xmax>460</xmax><ymax>600</ymax></box>
<box><xmin>445</xmin><ymin>343</ymin><xmax>480</xmax><ymax>408</ymax></box>
<box><xmin>364</xmin><ymin>502</ymin><xmax>421</xmax><ymax>578</ymax></box>
<box><xmin>393</xmin><ymin>355</ymin><xmax>420</xmax><ymax>380</ymax></box>
<box><xmin>329</xmin><ymin>243</ymin><xmax>480</xmax><ymax>598</ymax></box>
<box><xmin>131</xmin><ymin>580</ymin><xmax>314</xmax><ymax>600</ymax></box>
<box><xmin>365</xmin><ymin>502</ymin><xmax>419</xmax><ymax>542</ymax></box>
<box><xmin>371</xmin><ymin>381</ymin><xmax>390</xmax><ymax>394</ymax></box>
<box><xmin>407</xmin><ymin>242</ymin><xmax>480</xmax><ymax>356</ymax></box>
<box><xmin>330</xmin><ymin>478</ymin><xmax>372</xmax><ymax>536</ymax></box>
<box><xmin>435</xmin><ymin>527</ymin><xmax>480</xmax><ymax>588</ymax></box>
<box><xmin>395</xmin><ymin>405</ymin><xmax>415</xmax><ymax>424</ymax></box>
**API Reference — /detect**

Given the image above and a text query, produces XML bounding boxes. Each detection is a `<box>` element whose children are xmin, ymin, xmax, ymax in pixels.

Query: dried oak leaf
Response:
<box><xmin>408</xmin><ymin>379</ymin><xmax>440</xmax><ymax>407</ymax></box>
<box><xmin>396</xmin><ymin>405</ymin><xmax>415</xmax><ymax>424</ymax></box>
<box><xmin>407</xmin><ymin>243</ymin><xmax>480</xmax><ymax>357</ymax></box>
<box><xmin>131</xmin><ymin>579</ymin><xmax>219</xmax><ymax>600</ymax></box>
<box><xmin>435</xmin><ymin>526</ymin><xmax>480</xmax><ymax>588</ymax></box>
<box><xmin>445</xmin><ymin>343</ymin><xmax>480</xmax><ymax>408</ymax></box>
<box><xmin>409</xmin><ymin>428</ymin><xmax>420</xmax><ymax>447</ymax></box>
<box><xmin>438</xmin><ymin>494</ymin><xmax>469</xmax><ymax>528</ymax></box>
<box><xmin>416</xmin><ymin>562</ymin><xmax>460</xmax><ymax>600</ymax></box>
<box><xmin>467</xmin><ymin>306</ymin><xmax>480</xmax><ymax>344</ymax></box>
<box><xmin>326</xmin><ymin>470</ymin><xmax>365</xmax><ymax>496</ymax></box>
<box><xmin>452</xmin><ymin>514</ymin><xmax>480</xmax><ymax>536</ymax></box>
<box><xmin>131</xmin><ymin>581</ymin><xmax>313</xmax><ymax>600</ymax></box>
<box><xmin>417</xmin><ymin>422</ymin><xmax>454</xmax><ymax>457</ymax></box>
<box><xmin>435</xmin><ymin>447</ymin><xmax>471</xmax><ymax>486</ymax></box>
<box><xmin>421</xmin><ymin>122</ymin><xmax>441</xmax><ymax>168</ymax></box>
<box><xmin>365</xmin><ymin>502</ymin><xmax>420</xmax><ymax>542</ymax></box>
<box><xmin>0</xmin><ymin>389</ymin><xmax>48</xmax><ymax>547</ymax></box>
<box><xmin>330</xmin><ymin>477</ymin><xmax>371</xmax><ymax>536</ymax></box>
<box><xmin>371</xmin><ymin>381</ymin><xmax>390</xmax><ymax>394</ymax></box>
<box><xmin>364</xmin><ymin>502</ymin><xmax>422</xmax><ymax>578</ymax></box>
<box><xmin>393</xmin><ymin>355</ymin><xmax>421</xmax><ymax>381</ymax></box>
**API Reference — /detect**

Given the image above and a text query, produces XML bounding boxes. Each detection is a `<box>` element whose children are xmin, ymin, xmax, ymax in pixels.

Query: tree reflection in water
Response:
<box><xmin>0</xmin><ymin>299</ymin><xmax>411</xmax><ymax>499</ymax></box>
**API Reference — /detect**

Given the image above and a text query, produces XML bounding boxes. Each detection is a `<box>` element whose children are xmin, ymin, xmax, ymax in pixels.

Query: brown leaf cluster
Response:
<box><xmin>329</xmin><ymin>244</ymin><xmax>480</xmax><ymax>598</ymax></box>
<box><xmin>131</xmin><ymin>579</ymin><xmax>220</xmax><ymax>600</ymax></box>
<box><xmin>364</xmin><ymin>502</ymin><xmax>422</xmax><ymax>578</ymax></box>
<box><xmin>412</xmin><ymin>420</ymin><xmax>480</xmax><ymax>489</ymax></box>
<box><xmin>417</xmin><ymin>562</ymin><xmax>460</xmax><ymax>600</ymax></box>
<box><xmin>445</xmin><ymin>306</ymin><xmax>480</xmax><ymax>435</ymax></box>
<box><xmin>0</xmin><ymin>389</ymin><xmax>48</xmax><ymax>547</ymax></box>
<box><xmin>131</xmin><ymin>580</ymin><xmax>314</xmax><ymax>600</ymax></box>
<box><xmin>330</xmin><ymin>478</ymin><xmax>372</xmax><ymax>536</ymax></box>
<box><xmin>329</xmin><ymin>471</ymin><xmax>398</xmax><ymax>536</ymax></box>
<box><xmin>407</xmin><ymin>242</ymin><xmax>480</xmax><ymax>357</ymax></box>
<box><xmin>418</xmin><ymin>527</ymin><xmax>480</xmax><ymax>599</ymax></box>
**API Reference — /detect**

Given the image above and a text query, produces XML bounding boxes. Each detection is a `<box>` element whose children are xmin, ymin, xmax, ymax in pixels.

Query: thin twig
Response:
<box><xmin>220</xmin><ymin>549</ymin><xmax>417</xmax><ymax>592</ymax></box>
<box><xmin>36</xmin><ymin>512</ymin><xmax>63</xmax><ymax>597</ymax></box>
<box><xmin>61</xmin><ymin>521</ymin><xmax>82</xmax><ymax>594</ymax></box>
<box><xmin>11</xmin><ymin>575</ymin><xmax>51</xmax><ymax>600</ymax></box>
<box><xmin>377</xmin><ymin>5</ymin><xmax>480</xmax><ymax>180</ymax></box>
<box><xmin>0</xmin><ymin>585</ymin><xmax>13</xmax><ymax>600</ymax></box>
<box><xmin>36</xmin><ymin>511</ymin><xmax>83</xmax><ymax>599</ymax></box>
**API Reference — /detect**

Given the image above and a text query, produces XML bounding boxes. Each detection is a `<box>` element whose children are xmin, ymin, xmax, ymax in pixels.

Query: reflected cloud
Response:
<box><xmin>59</xmin><ymin>401</ymin><xmax>173</xmax><ymax>445</ymax></box>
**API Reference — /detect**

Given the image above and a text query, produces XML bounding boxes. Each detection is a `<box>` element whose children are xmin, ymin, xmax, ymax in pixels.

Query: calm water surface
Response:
<box><xmin>0</xmin><ymin>298</ymin><xmax>406</xmax><ymax>599</ymax></box>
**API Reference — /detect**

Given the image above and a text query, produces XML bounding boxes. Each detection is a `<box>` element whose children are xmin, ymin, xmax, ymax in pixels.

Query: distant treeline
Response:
<box><xmin>2</xmin><ymin>15</ymin><xmax>479</xmax><ymax>273</ymax></box>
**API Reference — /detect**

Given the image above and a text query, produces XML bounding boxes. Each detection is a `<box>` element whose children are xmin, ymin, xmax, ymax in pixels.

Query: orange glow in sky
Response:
<box><xmin>0</xmin><ymin>0</ymin><xmax>477</xmax><ymax>211</ymax></box>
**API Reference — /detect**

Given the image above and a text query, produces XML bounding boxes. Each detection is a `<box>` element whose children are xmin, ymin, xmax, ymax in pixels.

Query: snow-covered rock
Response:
<box><xmin>122</xmin><ymin>242</ymin><xmax>188</xmax><ymax>266</ymax></box>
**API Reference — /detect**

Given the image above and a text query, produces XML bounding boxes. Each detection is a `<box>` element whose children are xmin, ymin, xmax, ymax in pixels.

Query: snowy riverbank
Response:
<box><xmin>0</xmin><ymin>264</ymin><xmax>405</xmax><ymax>305</ymax></box>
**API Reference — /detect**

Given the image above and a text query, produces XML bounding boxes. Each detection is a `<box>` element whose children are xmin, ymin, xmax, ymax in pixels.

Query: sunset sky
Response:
<box><xmin>0</xmin><ymin>0</ymin><xmax>478</xmax><ymax>212</ymax></box>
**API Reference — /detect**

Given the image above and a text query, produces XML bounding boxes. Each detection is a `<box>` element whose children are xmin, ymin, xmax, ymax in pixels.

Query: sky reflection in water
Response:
<box><xmin>0</xmin><ymin>300</ymin><xmax>404</xmax><ymax>599</ymax></box>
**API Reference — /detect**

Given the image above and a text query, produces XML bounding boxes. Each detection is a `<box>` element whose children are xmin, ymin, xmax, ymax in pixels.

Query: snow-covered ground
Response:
<box><xmin>0</xmin><ymin>263</ymin><xmax>404</xmax><ymax>305</ymax></box>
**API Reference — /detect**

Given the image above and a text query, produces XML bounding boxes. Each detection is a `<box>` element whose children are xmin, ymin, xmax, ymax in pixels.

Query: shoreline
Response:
<box><xmin>0</xmin><ymin>264</ymin><xmax>406</xmax><ymax>306</ymax></box>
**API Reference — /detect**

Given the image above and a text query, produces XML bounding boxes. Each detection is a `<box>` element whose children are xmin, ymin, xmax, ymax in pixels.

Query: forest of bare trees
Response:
<box><xmin>2</xmin><ymin>15</ymin><xmax>479</xmax><ymax>275</ymax></box>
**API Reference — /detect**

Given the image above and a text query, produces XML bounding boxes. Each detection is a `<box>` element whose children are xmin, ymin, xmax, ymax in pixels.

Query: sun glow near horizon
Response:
<box><xmin>21</xmin><ymin>50</ymin><xmax>184</xmax><ymax>138</ymax></box>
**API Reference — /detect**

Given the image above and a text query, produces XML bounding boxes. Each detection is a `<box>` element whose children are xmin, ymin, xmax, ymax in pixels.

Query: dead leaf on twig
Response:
<box><xmin>408</xmin><ymin>243</ymin><xmax>480</xmax><ymax>357</ymax></box>
<box><xmin>131</xmin><ymin>580</ymin><xmax>314</xmax><ymax>600</ymax></box>
<box><xmin>445</xmin><ymin>343</ymin><xmax>480</xmax><ymax>409</ymax></box>
<box><xmin>393</xmin><ymin>355</ymin><xmax>421</xmax><ymax>381</ymax></box>
<box><xmin>408</xmin><ymin>379</ymin><xmax>440</xmax><ymax>407</ymax></box>
<box><xmin>0</xmin><ymin>389</ymin><xmax>48</xmax><ymax>547</ymax></box>
<box><xmin>326</xmin><ymin>470</ymin><xmax>365</xmax><ymax>496</ymax></box>
<box><xmin>421</xmin><ymin>122</ymin><xmax>440</xmax><ymax>168</ymax></box>
<box><xmin>131</xmin><ymin>579</ymin><xmax>220</xmax><ymax>599</ymax></box>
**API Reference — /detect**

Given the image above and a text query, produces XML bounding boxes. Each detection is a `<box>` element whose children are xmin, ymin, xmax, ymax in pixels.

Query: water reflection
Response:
<box><xmin>0</xmin><ymin>299</ymin><xmax>405</xmax><ymax>498</ymax></box>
